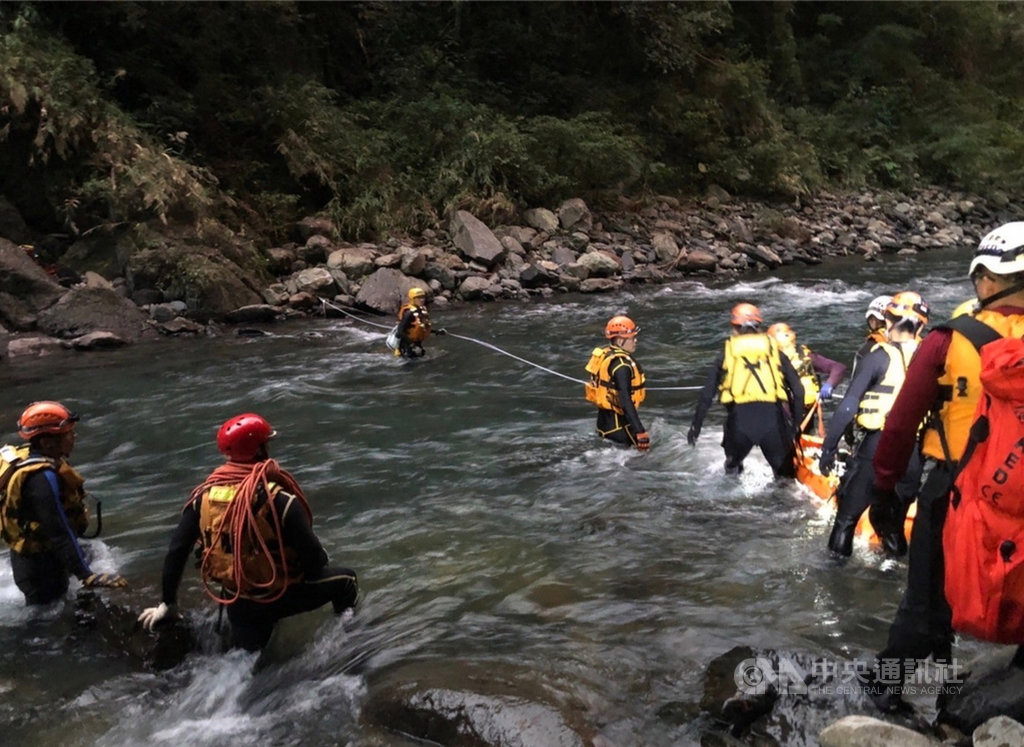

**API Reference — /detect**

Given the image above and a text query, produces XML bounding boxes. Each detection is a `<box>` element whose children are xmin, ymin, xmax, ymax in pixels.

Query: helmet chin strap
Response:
<box><xmin>978</xmin><ymin>279</ymin><xmax>1024</xmax><ymax>308</ymax></box>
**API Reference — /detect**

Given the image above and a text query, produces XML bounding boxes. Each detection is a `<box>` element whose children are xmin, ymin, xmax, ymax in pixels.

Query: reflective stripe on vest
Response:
<box><xmin>856</xmin><ymin>340</ymin><xmax>917</xmax><ymax>431</ymax></box>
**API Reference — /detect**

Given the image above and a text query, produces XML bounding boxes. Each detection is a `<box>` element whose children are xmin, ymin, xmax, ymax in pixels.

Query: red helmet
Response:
<box><xmin>731</xmin><ymin>303</ymin><xmax>762</xmax><ymax>327</ymax></box>
<box><xmin>216</xmin><ymin>413</ymin><xmax>276</xmax><ymax>462</ymax></box>
<box><xmin>604</xmin><ymin>315</ymin><xmax>639</xmax><ymax>340</ymax></box>
<box><xmin>18</xmin><ymin>401</ymin><xmax>79</xmax><ymax>440</ymax></box>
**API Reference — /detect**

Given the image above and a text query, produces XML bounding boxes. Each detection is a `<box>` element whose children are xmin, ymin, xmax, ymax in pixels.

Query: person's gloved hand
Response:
<box><xmin>819</xmin><ymin>382</ymin><xmax>834</xmax><ymax>400</ymax></box>
<box><xmin>818</xmin><ymin>448</ymin><xmax>837</xmax><ymax>477</ymax></box>
<box><xmin>433</xmin><ymin>328</ymin><xmax>447</xmax><ymax>336</ymax></box>
<box><xmin>84</xmin><ymin>572</ymin><xmax>127</xmax><ymax>589</ymax></box>
<box><xmin>635</xmin><ymin>431</ymin><xmax>650</xmax><ymax>451</ymax></box>
<box><xmin>686</xmin><ymin>423</ymin><xmax>700</xmax><ymax>446</ymax></box>
<box><xmin>138</xmin><ymin>602</ymin><xmax>178</xmax><ymax>631</ymax></box>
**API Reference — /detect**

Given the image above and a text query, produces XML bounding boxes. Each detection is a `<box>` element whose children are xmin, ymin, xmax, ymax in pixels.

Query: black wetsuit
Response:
<box><xmin>596</xmin><ymin>355</ymin><xmax>646</xmax><ymax>447</ymax></box>
<box><xmin>159</xmin><ymin>487</ymin><xmax>358</xmax><ymax>651</ymax></box>
<box><xmin>690</xmin><ymin>348</ymin><xmax>804</xmax><ymax>478</ymax></box>
<box><xmin>8</xmin><ymin>465</ymin><xmax>93</xmax><ymax>605</ymax></box>
<box><xmin>819</xmin><ymin>343</ymin><xmax>922</xmax><ymax>556</ymax></box>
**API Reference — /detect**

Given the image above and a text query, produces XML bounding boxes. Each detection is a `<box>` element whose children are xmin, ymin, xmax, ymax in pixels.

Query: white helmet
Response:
<box><xmin>865</xmin><ymin>295</ymin><xmax>891</xmax><ymax>321</ymax></box>
<box><xmin>970</xmin><ymin>222</ymin><xmax>1024</xmax><ymax>277</ymax></box>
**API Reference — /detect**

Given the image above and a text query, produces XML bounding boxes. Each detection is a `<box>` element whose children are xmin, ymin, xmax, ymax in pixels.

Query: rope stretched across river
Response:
<box><xmin>320</xmin><ymin>298</ymin><xmax>702</xmax><ymax>391</ymax></box>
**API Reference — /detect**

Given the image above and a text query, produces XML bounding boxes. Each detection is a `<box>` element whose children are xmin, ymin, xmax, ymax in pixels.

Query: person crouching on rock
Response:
<box><xmin>138</xmin><ymin>413</ymin><xmax>358</xmax><ymax>651</ymax></box>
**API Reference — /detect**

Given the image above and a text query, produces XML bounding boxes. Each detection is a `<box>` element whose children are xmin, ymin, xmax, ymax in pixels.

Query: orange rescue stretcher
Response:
<box><xmin>794</xmin><ymin>400</ymin><xmax>915</xmax><ymax>546</ymax></box>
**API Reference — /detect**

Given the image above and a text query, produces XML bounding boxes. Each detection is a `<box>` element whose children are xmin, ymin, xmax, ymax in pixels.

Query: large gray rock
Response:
<box><xmin>126</xmin><ymin>247</ymin><xmax>264</xmax><ymax>321</ymax></box>
<box><xmin>0</xmin><ymin>238</ymin><xmax>65</xmax><ymax>330</ymax></box>
<box><xmin>818</xmin><ymin>715</ymin><xmax>935</xmax><ymax>746</ymax></box>
<box><xmin>450</xmin><ymin>211</ymin><xmax>505</xmax><ymax>268</ymax></box>
<box><xmin>327</xmin><ymin>245</ymin><xmax>377</xmax><ymax>279</ymax></box>
<box><xmin>286</xmin><ymin>266</ymin><xmax>338</xmax><ymax>297</ymax></box>
<box><xmin>36</xmin><ymin>287</ymin><xmax>151</xmax><ymax>342</ymax></box>
<box><xmin>577</xmin><ymin>250</ymin><xmax>620</xmax><ymax>278</ymax></box>
<box><xmin>557</xmin><ymin>198</ymin><xmax>592</xmax><ymax>231</ymax></box>
<box><xmin>356</xmin><ymin>267</ymin><xmax>424</xmax><ymax>314</ymax></box>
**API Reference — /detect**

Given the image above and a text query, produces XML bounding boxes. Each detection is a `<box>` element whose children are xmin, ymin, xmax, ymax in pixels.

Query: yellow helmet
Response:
<box><xmin>886</xmin><ymin>291</ymin><xmax>929</xmax><ymax>327</ymax></box>
<box><xmin>767</xmin><ymin>322</ymin><xmax>796</xmax><ymax>349</ymax></box>
<box><xmin>408</xmin><ymin>287</ymin><xmax>427</xmax><ymax>301</ymax></box>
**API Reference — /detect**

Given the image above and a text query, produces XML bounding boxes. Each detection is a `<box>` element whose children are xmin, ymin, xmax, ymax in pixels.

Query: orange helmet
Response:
<box><xmin>731</xmin><ymin>303</ymin><xmax>762</xmax><ymax>327</ymax></box>
<box><xmin>885</xmin><ymin>291</ymin><xmax>929</xmax><ymax>327</ymax></box>
<box><xmin>217</xmin><ymin>413</ymin><xmax>276</xmax><ymax>462</ymax></box>
<box><xmin>18</xmin><ymin>401</ymin><xmax>79</xmax><ymax>440</ymax></box>
<box><xmin>767</xmin><ymin>322</ymin><xmax>796</xmax><ymax>349</ymax></box>
<box><xmin>604</xmin><ymin>315</ymin><xmax>639</xmax><ymax>340</ymax></box>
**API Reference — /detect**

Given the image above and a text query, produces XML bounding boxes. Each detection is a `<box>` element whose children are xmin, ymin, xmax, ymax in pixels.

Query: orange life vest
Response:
<box><xmin>397</xmin><ymin>303</ymin><xmax>431</xmax><ymax>343</ymax></box>
<box><xmin>921</xmin><ymin>310</ymin><xmax>1024</xmax><ymax>461</ymax></box>
<box><xmin>197</xmin><ymin>481</ymin><xmax>303</xmax><ymax>601</ymax></box>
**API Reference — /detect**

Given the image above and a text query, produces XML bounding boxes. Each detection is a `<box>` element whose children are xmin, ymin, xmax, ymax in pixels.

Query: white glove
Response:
<box><xmin>138</xmin><ymin>602</ymin><xmax>178</xmax><ymax>631</ymax></box>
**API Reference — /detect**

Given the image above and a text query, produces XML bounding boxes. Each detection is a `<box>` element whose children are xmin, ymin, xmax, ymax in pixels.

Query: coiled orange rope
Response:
<box><xmin>186</xmin><ymin>459</ymin><xmax>312</xmax><ymax>605</ymax></box>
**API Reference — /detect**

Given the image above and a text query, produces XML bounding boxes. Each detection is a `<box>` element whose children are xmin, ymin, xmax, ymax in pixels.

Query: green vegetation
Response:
<box><xmin>1</xmin><ymin>1</ymin><xmax>1022</xmax><ymax>244</ymax></box>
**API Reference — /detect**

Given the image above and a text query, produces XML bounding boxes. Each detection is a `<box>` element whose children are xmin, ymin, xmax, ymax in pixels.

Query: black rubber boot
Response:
<box><xmin>827</xmin><ymin>516</ymin><xmax>857</xmax><ymax>557</ymax></box>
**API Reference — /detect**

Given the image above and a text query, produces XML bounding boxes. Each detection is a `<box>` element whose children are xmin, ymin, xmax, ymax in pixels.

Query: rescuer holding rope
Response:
<box><xmin>139</xmin><ymin>413</ymin><xmax>358</xmax><ymax>651</ymax></box>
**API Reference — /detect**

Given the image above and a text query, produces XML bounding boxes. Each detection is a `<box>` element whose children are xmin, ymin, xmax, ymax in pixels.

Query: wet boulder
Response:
<box><xmin>818</xmin><ymin>715</ymin><xmax>935</xmax><ymax>746</ymax></box>
<box><xmin>362</xmin><ymin>661</ymin><xmax>594</xmax><ymax>747</ymax></box>
<box><xmin>73</xmin><ymin>591</ymin><xmax>198</xmax><ymax>671</ymax></box>
<box><xmin>938</xmin><ymin>648</ymin><xmax>1024</xmax><ymax>733</ymax></box>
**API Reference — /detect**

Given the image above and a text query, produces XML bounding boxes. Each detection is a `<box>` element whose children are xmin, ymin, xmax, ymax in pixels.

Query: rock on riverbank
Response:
<box><xmin>0</xmin><ymin>186</ymin><xmax>1018</xmax><ymax>358</ymax></box>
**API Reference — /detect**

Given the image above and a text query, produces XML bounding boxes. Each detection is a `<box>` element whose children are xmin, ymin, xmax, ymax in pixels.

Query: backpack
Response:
<box><xmin>943</xmin><ymin>336</ymin><xmax>1024</xmax><ymax>643</ymax></box>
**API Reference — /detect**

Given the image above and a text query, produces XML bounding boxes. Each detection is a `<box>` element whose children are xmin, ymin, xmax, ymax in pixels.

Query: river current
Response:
<box><xmin>0</xmin><ymin>247</ymin><xmax>1002</xmax><ymax>745</ymax></box>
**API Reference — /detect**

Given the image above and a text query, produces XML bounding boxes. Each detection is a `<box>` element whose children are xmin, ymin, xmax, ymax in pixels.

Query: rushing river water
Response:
<box><xmin>0</xmin><ymin>247</ymin><xmax>1002</xmax><ymax>746</ymax></box>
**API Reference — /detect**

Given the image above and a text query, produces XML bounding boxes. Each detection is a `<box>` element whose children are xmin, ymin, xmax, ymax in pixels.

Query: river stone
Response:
<box><xmin>37</xmin><ymin>287</ymin><xmax>151</xmax><ymax>342</ymax></box>
<box><xmin>356</xmin><ymin>267</ymin><xmax>424</xmax><ymax>313</ymax></box>
<box><xmin>577</xmin><ymin>250</ymin><xmax>620</xmax><ymax>277</ymax></box>
<box><xmin>557</xmin><ymin>197</ymin><xmax>592</xmax><ymax>231</ymax></box>
<box><xmin>327</xmin><ymin>245</ymin><xmax>377</xmax><ymax>279</ymax></box>
<box><xmin>651</xmin><ymin>231</ymin><xmax>679</xmax><ymax>263</ymax></box>
<box><xmin>458</xmin><ymin>275</ymin><xmax>495</xmax><ymax>300</ymax></box>
<box><xmin>973</xmin><ymin>715</ymin><xmax>1024</xmax><ymax>746</ymax></box>
<box><xmin>450</xmin><ymin>211</ymin><xmax>505</xmax><ymax>268</ymax></box>
<box><xmin>70</xmin><ymin>331</ymin><xmax>129</xmax><ymax>350</ymax></box>
<box><xmin>6</xmin><ymin>335</ymin><xmax>65</xmax><ymax>357</ymax></box>
<box><xmin>523</xmin><ymin>207</ymin><xmax>559</xmax><ymax>233</ymax></box>
<box><xmin>362</xmin><ymin>662</ymin><xmax>593</xmax><ymax>747</ymax></box>
<box><xmin>818</xmin><ymin>715</ymin><xmax>935</xmax><ymax>746</ymax></box>
<box><xmin>224</xmin><ymin>304</ymin><xmax>279</xmax><ymax>323</ymax></box>
<box><xmin>938</xmin><ymin>649</ymin><xmax>1024</xmax><ymax>733</ymax></box>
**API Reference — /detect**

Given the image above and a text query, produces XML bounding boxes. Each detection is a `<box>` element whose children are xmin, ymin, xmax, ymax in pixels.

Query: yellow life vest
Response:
<box><xmin>397</xmin><ymin>303</ymin><xmax>431</xmax><ymax>343</ymax></box>
<box><xmin>719</xmin><ymin>333</ymin><xmax>788</xmax><ymax>404</ymax></box>
<box><xmin>584</xmin><ymin>345</ymin><xmax>646</xmax><ymax>414</ymax></box>
<box><xmin>0</xmin><ymin>444</ymin><xmax>89</xmax><ymax>554</ymax></box>
<box><xmin>921</xmin><ymin>310</ymin><xmax>1024</xmax><ymax>461</ymax></box>
<box><xmin>783</xmin><ymin>343</ymin><xmax>820</xmax><ymax>406</ymax></box>
<box><xmin>856</xmin><ymin>340</ymin><xmax>918</xmax><ymax>431</ymax></box>
<box><xmin>198</xmin><ymin>482</ymin><xmax>303</xmax><ymax>600</ymax></box>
